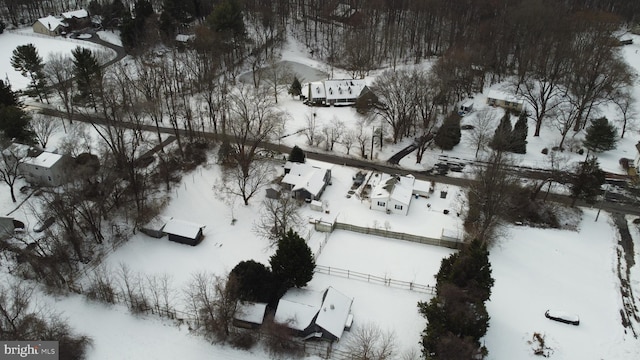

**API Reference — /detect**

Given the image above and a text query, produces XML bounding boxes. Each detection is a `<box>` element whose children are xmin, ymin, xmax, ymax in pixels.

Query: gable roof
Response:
<box><xmin>36</xmin><ymin>15</ymin><xmax>67</xmax><ymax>31</ymax></box>
<box><xmin>235</xmin><ymin>302</ymin><xmax>268</xmax><ymax>325</ymax></box>
<box><xmin>314</xmin><ymin>287</ymin><xmax>353</xmax><ymax>340</ymax></box>
<box><xmin>61</xmin><ymin>9</ymin><xmax>89</xmax><ymax>19</ymax></box>
<box><xmin>163</xmin><ymin>219</ymin><xmax>205</xmax><ymax>239</ymax></box>
<box><xmin>370</xmin><ymin>174</ymin><xmax>414</xmax><ymax>205</ymax></box>
<box><xmin>487</xmin><ymin>89</ymin><xmax>524</xmax><ymax>105</ymax></box>
<box><xmin>22</xmin><ymin>152</ymin><xmax>63</xmax><ymax>169</ymax></box>
<box><xmin>275</xmin><ymin>287</ymin><xmax>353</xmax><ymax>340</ymax></box>
<box><xmin>274</xmin><ymin>288</ymin><xmax>324</xmax><ymax>331</ymax></box>
<box><xmin>324</xmin><ymin>79</ymin><xmax>367</xmax><ymax>100</ymax></box>
<box><xmin>282</xmin><ymin>162</ymin><xmax>328</xmax><ymax>197</ymax></box>
<box><xmin>310</xmin><ymin>81</ymin><xmax>326</xmax><ymax>98</ymax></box>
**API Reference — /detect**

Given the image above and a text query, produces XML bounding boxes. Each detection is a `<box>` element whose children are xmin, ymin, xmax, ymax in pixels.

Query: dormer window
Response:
<box><xmin>348</xmin><ymin>87</ymin><xmax>352</xmax><ymax>94</ymax></box>
<box><xmin>329</xmin><ymin>88</ymin><xmax>333</xmax><ymax>95</ymax></box>
<box><xmin>338</xmin><ymin>87</ymin><xmax>343</xmax><ymax>95</ymax></box>
<box><xmin>316</xmin><ymin>87</ymin><xmax>320</xmax><ymax>93</ymax></box>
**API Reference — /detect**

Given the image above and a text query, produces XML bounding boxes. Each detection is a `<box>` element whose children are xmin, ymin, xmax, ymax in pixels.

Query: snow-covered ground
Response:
<box><xmin>1</xmin><ymin>27</ymin><xmax>640</xmax><ymax>360</ymax></box>
<box><xmin>0</xmin><ymin>29</ymin><xmax>115</xmax><ymax>90</ymax></box>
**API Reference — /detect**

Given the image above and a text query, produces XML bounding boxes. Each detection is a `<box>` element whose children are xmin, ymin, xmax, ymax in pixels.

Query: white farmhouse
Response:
<box><xmin>281</xmin><ymin>161</ymin><xmax>332</xmax><ymax>201</ymax></box>
<box><xmin>306</xmin><ymin>79</ymin><xmax>367</xmax><ymax>106</ymax></box>
<box><xmin>370</xmin><ymin>174</ymin><xmax>415</xmax><ymax>215</ymax></box>
<box><xmin>20</xmin><ymin>151</ymin><xmax>68</xmax><ymax>186</ymax></box>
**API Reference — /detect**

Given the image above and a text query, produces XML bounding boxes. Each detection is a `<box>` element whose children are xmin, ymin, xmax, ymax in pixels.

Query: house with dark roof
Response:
<box><xmin>274</xmin><ymin>287</ymin><xmax>353</xmax><ymax>342</ymax></box>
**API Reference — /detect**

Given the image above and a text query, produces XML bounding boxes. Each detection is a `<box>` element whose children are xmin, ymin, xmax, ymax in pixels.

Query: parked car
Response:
<box><xmin>545</xmin><ymin>310</ymin><xmax>580</xmax><ymax>326</ymax></box>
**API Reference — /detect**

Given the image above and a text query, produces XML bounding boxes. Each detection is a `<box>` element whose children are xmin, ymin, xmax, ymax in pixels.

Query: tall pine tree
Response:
<box><xmin>269</xmin><ymin>229</ymin><xmax>315</xmax><ymax>295</ymax></box>
<box><xmin>510</xmin><ymin>112</ymin><xmax>528</xmax><ymax>154</ymax></box>
<box><xmin>489</xmin><ymin>112</ymin><xmax>512</xmax><ymax>151</ymax></box>
<box><xmin>72</xmin><ymin>47</ymin><xmax>102</xmax><ymax>110</ymax></box>
<box><xmin>419</xmin><ymin>239</ymin><xmax>493</xmax><ymax>359</ymax></box>
<box><xmin>583</xmin><ymin>117</ymin><xmax>617</xmax><ymax>152</ymax></box>
<box><xmin>434</xmin><ymin>113</ymin><xmax>461</xmax><ymax>150</ymax></box>
<box><xmin>11</xmin><ymin>44</ymin><xmax>48</xmax><ymax>102</ymax></box>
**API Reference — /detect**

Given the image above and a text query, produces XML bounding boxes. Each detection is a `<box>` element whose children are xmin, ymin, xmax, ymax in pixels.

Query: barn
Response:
<box><xmin>163</xmin><ymin>219</ymin><xmax>205</xmax><ymax>246</ymax></box>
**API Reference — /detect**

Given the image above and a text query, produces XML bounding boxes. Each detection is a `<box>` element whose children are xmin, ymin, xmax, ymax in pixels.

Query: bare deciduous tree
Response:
<box><xmin>304</xmin><ymin>111</ymin><xmax>318</xmax><ymax>146</ymax></box>
<box><xmin>219</xmin><ymin>159</ymin><xmax>275</xmax><ymax>206</ymax></box>
<box><xmin>468</xmin><ymin>110</ymin><xmax>496</xmax><ymax>159</ymax></box>
<box><xmin>0</xmin><ymin>280</ymin><xmax>92</xmax><ymax>358</ymax></box>
<box><xmin>344</xmin><ymin>322</ymin><xmax>397</xmax><ymax>360</ymax></box>
<box><xmin>44</xmin><ymin>53</ymin><xmax>75</xmax><ymax>127</ymax></box>
<box><xmin>611</xmin><ymin>88</ymin><xmax>638</xmax><ymax>139</ymax></box>
<box><xmin>0</xmin><ymin>144</ymin><xmax>25</xmax><ymax>203</ymax></box>
<box><xmin>465</xmin><ymin>150</ymin><xmax>518</xmax><ymax>244</ymax></box>
<box><xmin>253</xmin><ymin>194</ymin><xmax>303</xmax><ymax>246</ymax></box>
<box><xmin>30</xmin><ymin>113</ymin><xmax>60</xmax><ymax>149</ymax></box>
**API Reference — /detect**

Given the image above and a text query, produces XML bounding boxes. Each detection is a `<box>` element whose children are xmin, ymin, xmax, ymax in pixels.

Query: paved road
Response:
<box><xmin>32</xmin><ymin>104</ymin><xmax>640</xmax><ymax>217</ymax></box>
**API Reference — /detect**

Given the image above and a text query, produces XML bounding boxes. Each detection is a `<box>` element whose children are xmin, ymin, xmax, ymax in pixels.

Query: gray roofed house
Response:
<box><xmin>274</xmin><ymin>287</ymin><xmax>353</xmax><ymax>342</ymax></box>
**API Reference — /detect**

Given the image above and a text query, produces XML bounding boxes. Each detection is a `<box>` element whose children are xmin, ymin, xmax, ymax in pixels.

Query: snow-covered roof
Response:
<box><xmin>2</xmin><ymin>143</ymin><xmax>31</xmax><ymax>159</ymax></box>
<box><xmin>36</xmin><ymin>15</ymin><xmax>67</xmax><ymax>31</ymax></box>
<box><xmin>487</xmin><ymin>89</ymin><xmax>524</xmax><ymax>105</ymax></box>
<box><xmin>324</xmin><ymin>79</ymin><xmax>366</xmax><ymax>100</ymax></box>
<box><xmin>22</xmin><ymin>152</ymin><xmax>63</xmax><ymax>169</ymax></box>
<box><xmin>370</xmin><ymin>174</ymin><xmax>414</xmax><ymax>205</ymax></box>
<box><xmin>61</xmin><ymin>9</ymin><xmax>88</xmax><ymax>19</ymax></box>
<box><xmin>142</xmin><ymin>215</ymin><xmax>173</xmax><ymax>232</ymax></box>
<box><xmin>315</xmin><ymin>287</ymin><xmax>353</xmax><ymax>340</ymax></box>
<box><xmin>175</xmin><ymin>34</ymin><xmax>195</xmax><ymax>42</ymax></box>
<box><xmin>274</xmin><ymin>288</ymin><xmax>324</xmax><ymax>331</ymax></box>
<box><xmin>235</xmin><ymin>302</ymin><xmax>267</xmax><ymax>325</ymax></box>
<box><xmin>282</xmin><ymin>162</ymin><xmax>329</xmax><ymax>197</ymax></box>
<box><xmin>310</xmin><ymin>81</ymin><xmax>326</xmax><ymax>98</ymax></box>
<box><xmin>413</xmin><ymin>179</ymin><xmax>431</xmax><ymax>194</ymax></box>
<box><xmin>163</xmin><ymin>219</ymin><xmax>205</xmax><ymax>239</ymax></box>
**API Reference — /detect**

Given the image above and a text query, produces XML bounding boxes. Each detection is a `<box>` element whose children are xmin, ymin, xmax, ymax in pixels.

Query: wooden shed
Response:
<box><xmin>163</xmin><ymin>219</ymin><xmax>205</xmax><ymax>246</ymax></box>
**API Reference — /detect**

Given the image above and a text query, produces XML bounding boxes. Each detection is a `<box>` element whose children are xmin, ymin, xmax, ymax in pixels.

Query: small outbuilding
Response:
<box><xmin>139</xmin><ymin>215</ymin><xmax>173</xmax><ymax>238</ymax></box>
<box><xmin>233</xmin><ymin>302</ymin><xmax>268</xmax><ymax>329</ymax></box>
<box><xmin>486</xmin><ymin>89</ymin><xmax>524</xmax><ymax>112</ymax></box>
<box><xmin>163</xmin><ymin>219</ymin><xmax>205</xmax><ymax>246</ymax></box>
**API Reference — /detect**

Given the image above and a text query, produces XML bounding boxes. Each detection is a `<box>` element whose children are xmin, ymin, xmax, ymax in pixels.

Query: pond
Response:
<box><xmin>238</xmin><ymin>60</ymin><xmax>328</xmax><ymax>84</ymax></box>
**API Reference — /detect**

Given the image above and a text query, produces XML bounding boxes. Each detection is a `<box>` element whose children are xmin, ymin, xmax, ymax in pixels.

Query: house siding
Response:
<box><xmin>33</xmin><ymin>21</ymin><xmax>60</xmax><ymax>36</ymax></box>
<box><xmin>167</xmin><ymin>228</ymin><xmax>203</xmax><ymax>246</ymax></box>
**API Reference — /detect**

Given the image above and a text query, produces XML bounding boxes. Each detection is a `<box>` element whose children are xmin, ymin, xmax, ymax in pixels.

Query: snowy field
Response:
<box><xmin>1</xmin><ymin>27</ymin><xmax>640</xmax><ymax>360</ymax></box>
<box><xmin>0</xmin><ymin>30</ymin><xmax>115</xmax><ymax>90</ymax></box>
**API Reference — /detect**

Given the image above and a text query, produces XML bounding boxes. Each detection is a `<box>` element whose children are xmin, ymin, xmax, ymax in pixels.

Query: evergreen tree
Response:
<box><xmin>230</xmin><ymin>260</ymin><xmax>274</xmax><ymax>303</ymax></box>
<box><xmin>0</xmin><ymin>80</ymin><xmax>19</xmax><ymax>107</ymax></box>
<box><xmin>510</xmin><ymin>112</ymin><xmax>528</xmax><ymax>154</ymax></box>
<box><xmin>10</xmin><ymin>44</ymin><xmax>48</xmax><ymax>102</ymax></box>
<box><xmin>288</xmin><ymin>145</ymin><xmax>306</xmax><ymax>163</ymax></box>
<box><xmin>489</xmin><ymin>112</ymin><xmax>512</xmax><ymax>151</ymax></box>
<box><xmin>288</xmin><ymin>76</ymin><xmax>302</xmax><ymax>97</ymax></box>
<box><xmin>570</xmin><ymin>156</ymin><xmax>605</xmax><ymax>206</ymax></box>
<box><xmin>419</xmin><ymin>239</ymin><xmax>494</xmax><ymax>359</ymax></box>
<box><xmin>583</xmin><ymin>117</ymin><xmax>617</xmax><ymax>152</ymax></box>
<box><xmin>207</xmin><ymin>0</ymin><xmax>246</xmax><ymax>52</ymax></box>
<box><xmin>0</xmin><ymin>105</ymin><xmax>34</xmax><ymax>144</ymax></box>
<box><xmin>434</xmin><ymin>113</ymin><xmax>461</xmax><ymax>150</ymax></box>
<box><xmin>72</xmin><ymin>47</ymin><xmax>102</xmax><ymax>109</ymax></box>
<box><xmin>269</xmin><ymin>229</ymin><xmax>315</xmax><ymax>293</ymax></box>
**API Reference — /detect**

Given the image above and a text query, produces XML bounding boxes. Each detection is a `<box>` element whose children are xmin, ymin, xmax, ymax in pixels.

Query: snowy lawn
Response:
<box><xmin>0</xmin><ymin>30</ymin><xmax>113</xmax><ymax>91</ymax></box>
<box><xmin>485</xmin><ymin>209</ymin><xmax>640</xmax><ymax>359</ymax></box>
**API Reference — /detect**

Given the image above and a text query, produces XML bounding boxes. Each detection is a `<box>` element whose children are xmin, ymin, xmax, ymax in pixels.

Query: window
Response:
<box><xmin>377</xmin><ymin>201</ymin><xmax>386</xmax><ymax>207</ymax></box>
<box><xmin>394</xmin><ymin>204</ymin><xmax>403</xmax><ymax>210</ymax></box>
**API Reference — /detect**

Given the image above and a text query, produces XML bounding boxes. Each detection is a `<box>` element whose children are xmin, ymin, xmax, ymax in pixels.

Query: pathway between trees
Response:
<box><xmin>611</xmin><ymin>213</ymin><xmax>640</xmax><ymax>337</ymax></box>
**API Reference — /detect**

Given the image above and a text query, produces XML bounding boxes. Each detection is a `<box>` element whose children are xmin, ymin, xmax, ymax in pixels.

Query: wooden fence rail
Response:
<box><xmin>333</xmin><ymin>222</ymin><xmax>462</xmax><ymax>249</ymax></box>
<box><xmin>314</xmin><ymin>264</ymin><xmax>435</xmax><ymax>295</ymax></box>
